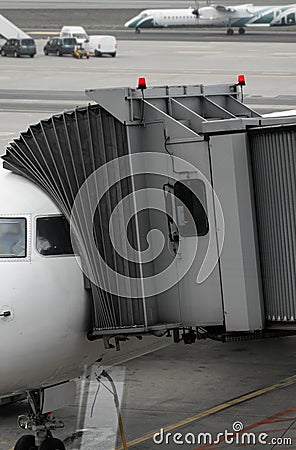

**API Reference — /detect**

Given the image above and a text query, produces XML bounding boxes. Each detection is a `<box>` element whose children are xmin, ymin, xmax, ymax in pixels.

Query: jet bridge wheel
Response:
<box><xmin>226</xmin><ymin>28</ymin><xmax>234</xmax><ymax>35</ymax></box>
<box><xmin>239</xmin><ymin>27</ymin><xmax>245</xmax><ymax>34</ymax></box>
<box><xmin>39</xmin><ymin>438</ymin><xmax>65</xmax><ymax>450</ymax></box>
<box><xmin>14</xmin><ymin>434</ymin><xmax>37</xmax><ymax>450</ymax></box>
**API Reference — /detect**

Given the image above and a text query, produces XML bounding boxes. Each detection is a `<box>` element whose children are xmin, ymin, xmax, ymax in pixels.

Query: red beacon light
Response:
<box><xmin>137</xmin><ymin>77</ymin><xmax>147</xmax><ymax>90</ymax></box>
<box><xmin>237</xmin><ymin>74</ymin><xmax>246</xmax><ymax>86</ymax></box>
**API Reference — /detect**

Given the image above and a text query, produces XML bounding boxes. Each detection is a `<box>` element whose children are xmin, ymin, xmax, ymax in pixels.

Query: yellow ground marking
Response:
<box><xmin>115</xmin><ymin>374</ymin><xmax>296</xmax><ymax>449</ymax></box>
<box><xmin>29</xmin><ymin>31</ymin><xmax>59</xmax><ymax>36</ymax></box>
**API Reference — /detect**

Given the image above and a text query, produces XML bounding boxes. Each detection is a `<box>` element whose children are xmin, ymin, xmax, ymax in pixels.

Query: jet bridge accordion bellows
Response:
<box><xmin>248</xmin><ymin>124</ymin><xmax>296</xmax><ymax>322</ymax></box>
<box><xmin>3</xmin><ymin>105</ymin><xmax>154</xmax><ymax>334</ymax></box>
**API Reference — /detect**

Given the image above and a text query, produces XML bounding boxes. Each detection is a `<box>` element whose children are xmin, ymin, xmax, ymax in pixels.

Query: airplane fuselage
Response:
<box><xmin>0</xmin><ymin>168</ymin><xmax>105</xmax><ymax>398</ymax></box>
<box><xmin>125</xmin><ymin>5</ymin><xmax>296</xmax><ymax>30</ymax></box>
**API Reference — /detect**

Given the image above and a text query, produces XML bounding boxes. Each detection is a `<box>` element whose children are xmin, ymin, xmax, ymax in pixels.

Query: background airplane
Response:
<box><xmin>125</xmin><ymin>4</ymin><xmax>296</xmax><ymax>35</ymax></box>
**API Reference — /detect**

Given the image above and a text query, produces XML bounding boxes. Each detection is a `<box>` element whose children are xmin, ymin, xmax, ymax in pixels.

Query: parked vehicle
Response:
<box><xmin>59</xmin><ymin>26</ymin><xmax>117</xmax><ymax>57</ymax></box>
<box><xmin>72</xmin><ymin>43</ymin><xmax>90</xmax><ymax>59</ymax></box>
<box><xmin>84</xmin><ymin>35</ymin><xmax>117</xmax><ymax>57</ymax></box>
<box><xmin>59</xmin><ymin>26</ymin><xmax>89</xmax><ymax>44</ymax></box>
<box><xmin>0</xmin><ymin>38</ymin><xmax>36</xmax><ymax>57</ymax></box>
<box><xmin>43</xmin><ymin>38</ymin><xmax>77</xmax><ymax>56</ymax></box>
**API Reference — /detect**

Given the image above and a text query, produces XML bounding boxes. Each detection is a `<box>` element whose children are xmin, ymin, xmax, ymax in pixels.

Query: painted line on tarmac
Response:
<box><xmin>115</xmin><ymin>374</ymin><xmax>296</xmax><ymax>449</ymax></box>
<box><xmin>30</xmin><ymin>31</ymin><xmax>59</xmax><ymax>35</ymax></box>
<box><xmin>193</xmin><ymin>405</ymin><xmax>296</xmax><ymax>449</ymax></box>
<box><xmin>102</xmin><ymin>340</ymin><xmax>171</xmax><ymax>366</ymax></box>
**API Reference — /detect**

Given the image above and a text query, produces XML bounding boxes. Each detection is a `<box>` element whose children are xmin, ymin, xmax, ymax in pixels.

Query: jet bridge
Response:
<box><xmin>3</xmin><ymin>81</ymin><xmax>296</xmax><ymax>341</ymax></box>
<box><xmin>0</xmin><ymin>13</ymin><xmax>30</xmax><ymax>39</ymax></box>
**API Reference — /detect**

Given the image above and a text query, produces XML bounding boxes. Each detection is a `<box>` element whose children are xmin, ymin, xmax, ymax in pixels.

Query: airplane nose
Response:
<box><xmin>124</xmin><ymin>16</ymin><xmax>141</xmax><ymax>28</ymax></box>
<box><xmin>124</xmin><ymin>19</ymin><xmax>133</xmax><ymax>28</ymax></box>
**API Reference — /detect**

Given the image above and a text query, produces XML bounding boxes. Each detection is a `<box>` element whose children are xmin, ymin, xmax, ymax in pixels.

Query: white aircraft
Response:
<box><xmin>125</xmin><ymin>4</ymin><xmax>296</xmax><ymax>35</ymax></box>
<box><xmin>0</xmin><ymin>167</ymin><xmax>108</xmax><ymax>450</ymax></box>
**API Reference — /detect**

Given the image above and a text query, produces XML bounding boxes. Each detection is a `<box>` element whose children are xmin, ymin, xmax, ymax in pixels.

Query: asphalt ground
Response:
<box><xmin>2</xmin><ymin>336</ymin><xmax>296</xmax><ymax>449</ymax></box>
<box><xmin>1</xmin><ymin>37</ymin><xmax>296</xmax><ymax>153</ymax></box>
<box><xmin>28</xmin><ymin>29</ymin><xmax>296</xmax><ymax>44</ymax></box>
<box><xmin>0</xmin><ymin>0</ymin><xmax>193</xmax><ymax>9</ymax></box>
<box><xmin>1</xmin><ymin>9</ymin><xmax>139</xmax><ymax>30</ymax></box>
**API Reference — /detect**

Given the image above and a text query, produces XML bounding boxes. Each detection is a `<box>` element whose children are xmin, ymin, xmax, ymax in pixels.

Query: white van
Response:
<box><xmin>59</xmin><ymin>26</ymin><xmax>89</xmax><ymax>44</ymax></box>
<box><xmin>84</xmin><ymin>35</ymin><xmax>117</xmax><ymax>57</ymax></box>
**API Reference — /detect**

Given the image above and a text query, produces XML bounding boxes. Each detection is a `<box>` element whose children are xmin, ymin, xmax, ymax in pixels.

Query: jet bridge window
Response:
<box><xmin>0</xmin><ymin>218</ymin><xmax>26</xmax><ymax>258</ymax></box>
<box><xmin>174</xmin><ymin>179</ymin><xmax>209</xmax><ymax>237</ymax></box>
<box><xmin>36</xmin><ymin>216</ymin><xmax>74</xmax><ymax>256</ymax></box>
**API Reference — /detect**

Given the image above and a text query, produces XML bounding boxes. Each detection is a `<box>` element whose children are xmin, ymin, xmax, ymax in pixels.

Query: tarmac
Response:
<box><xmin>0</xmin><ymin>20</ymin><xmax>296</xmax><ymax>450</ymax></box>
<box><xmin>1</xmin><ymin>336</ymin><xmax>296</xmax><ymax>449</ymax></box>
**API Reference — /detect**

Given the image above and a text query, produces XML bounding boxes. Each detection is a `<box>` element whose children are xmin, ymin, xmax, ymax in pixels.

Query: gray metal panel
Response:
<box><xmin>202</xmin><ymin>118</ymin><xmax>261</xmax><ymax>134</ymax></box>
<box><xmin>249</xmin><ymin>125</ymin><xmax>296</xmax><ymax>322</ymax></box>
<box><xmin>143</xmin><ymin>101</ymin><xmax>203</xmax><ymax>142</ymax></box>
<box><xmin>210</xmin><ymin>95</ymin><xmax>261</xmax><ymax>118</ymax></box>
<box><xmin>86</xmin><ymin>87</ymin><xmax>132</xmax><ymax>123</ymax></box>
<box><xmin>209</xmin><ymin>133</ymin><xmax>264</xmax><ymax>331</ymax></box>
<box><xmin>201</xmin><ymin>84</ymin><xmax>238</xmax><ymax>96</ymax></box>
<box><xmin>124</xmin><ymin>98</ymin><xmax>224</xmax><ymax>326</ymax></box>
<box><xmin>171</xmin><ymin>99</ymin><xmax>205</xmax><ymax>134</ymax></box>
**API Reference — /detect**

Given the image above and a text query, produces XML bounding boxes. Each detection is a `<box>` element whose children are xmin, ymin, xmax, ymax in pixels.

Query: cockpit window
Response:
<box><xmin>36</xmin><ymin>216</ymin><xmax>74</xmax><ymax>256</ymax></box>
<box><xmin>0</xmin><ymin>218</ymin><xmax>26</xmax><ymax>258</ymax></box>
